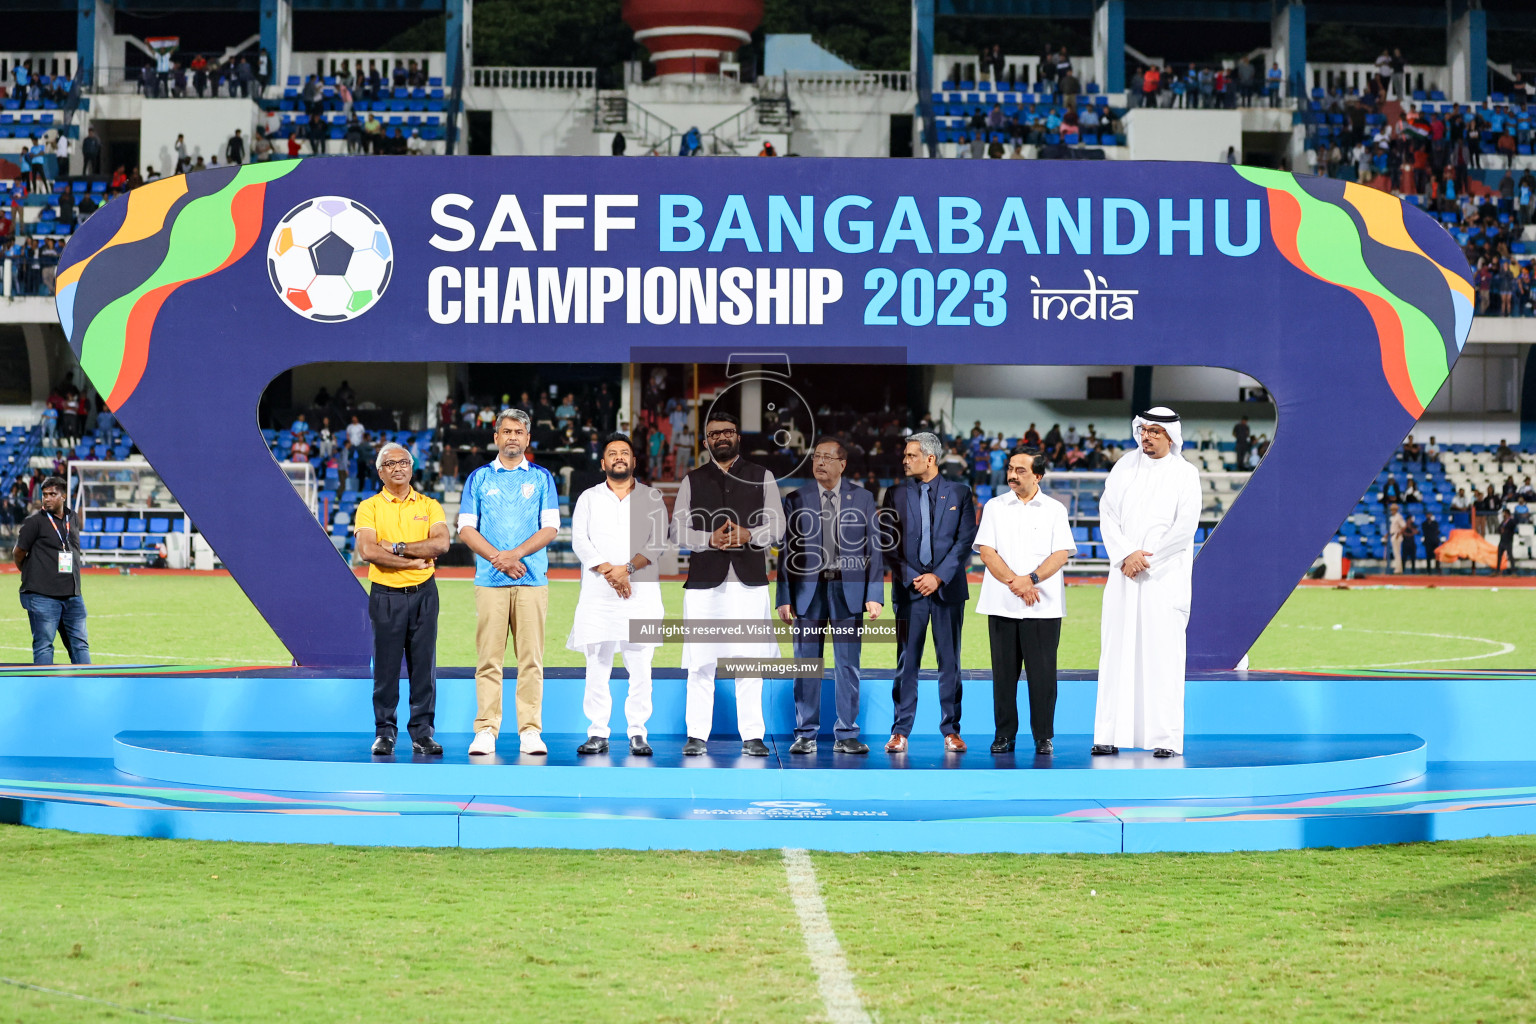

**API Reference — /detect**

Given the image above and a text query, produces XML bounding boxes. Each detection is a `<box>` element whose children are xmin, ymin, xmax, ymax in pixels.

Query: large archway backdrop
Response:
<box><xmin>54</xmin><ymin>157</ymin><xmax>1473</xmax><ymax>669</ymax></box>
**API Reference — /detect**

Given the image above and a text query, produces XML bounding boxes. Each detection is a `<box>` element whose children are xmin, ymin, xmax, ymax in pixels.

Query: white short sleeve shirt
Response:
<box><xmin>973</xmin><ymin>488</ymin><xmax>1076</xmax><ymax>619</ymax></box>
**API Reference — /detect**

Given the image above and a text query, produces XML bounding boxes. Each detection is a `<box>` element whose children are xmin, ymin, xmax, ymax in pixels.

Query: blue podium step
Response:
<box><xmin>112</xmin><ymin>732</ymin><xmax>1427</xmax><ymax>801</ymax></box>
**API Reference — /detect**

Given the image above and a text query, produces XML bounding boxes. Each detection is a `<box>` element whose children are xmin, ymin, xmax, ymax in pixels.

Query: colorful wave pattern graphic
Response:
<box><xmin>54</xmin><ymin>161</ymin><xmax>298</xmax><ymax>411</ymax></box>
<box><xmin>1234</xmin><ymin>167</ymin><xmax>1474</xmax><ymax>418</ymax></box>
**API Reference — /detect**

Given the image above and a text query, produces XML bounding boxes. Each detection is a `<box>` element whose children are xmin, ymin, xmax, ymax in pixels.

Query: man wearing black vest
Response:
<box><xmin>672</xmin><ymin>412</ymin><xmax>785</xmax><ymax>756</ymax></box>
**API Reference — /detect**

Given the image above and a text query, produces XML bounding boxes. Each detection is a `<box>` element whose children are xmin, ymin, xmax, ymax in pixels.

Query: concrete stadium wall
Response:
<box><xmin>1124</xmin><ymin>107</ymin><xmax>1242</xmax><ymax>163</ymax></box>
<box><xmin>138</xmin><ymin>98</ymin><xmax>260</xmax><ymax>178</ymax></box>
<box><xmin>462</xmin><ymin>86</ymin><xmax>600</xmax><ymax>157</ymax></box>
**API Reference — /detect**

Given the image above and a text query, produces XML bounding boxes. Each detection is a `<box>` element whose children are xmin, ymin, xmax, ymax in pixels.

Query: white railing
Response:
<box><xmin>290</xmin><ymin>52</ymin><xmax>443</xmax><ymax>84</ymax></box>
<box><xmin>1307</xmin><ymin>62</ymin><xmax>1444</xmax><ymax>99</ymax></box>
<box><xmin>471</xmin><ymin>67</ymin><xmax>596</xmax><ymax>89</ymax></box>
<box><xmin>933</xmin><ymin>53</ymin><xmax>1094</xmax><ymax>91</ymax></box>
<box><xmin>790</xmin><ymin>70</ymin><xmax>911</xmax><ymax>93</ymax></box>
<box><xmin>0</xmin><ymin>52</ymin><xmax>75</xmax><ymax>83</ymax></box>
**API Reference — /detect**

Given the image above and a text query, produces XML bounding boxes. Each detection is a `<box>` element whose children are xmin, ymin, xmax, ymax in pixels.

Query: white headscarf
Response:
<box><xmin>1132</xmin><ymin>407</ymin><xmax>1183</xmax><ymax>456</ymax></box>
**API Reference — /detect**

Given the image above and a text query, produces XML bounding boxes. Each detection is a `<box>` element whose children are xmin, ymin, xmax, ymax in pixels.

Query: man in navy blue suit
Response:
<box><xmin>881</xmin><ymin>431</ymin><xmax>978</xmax><ymax>753</ymax></box>
<box><xmin>776</xmin><ymin>437</ymin><xmax>885</xmax><ymax>755</ymax></box>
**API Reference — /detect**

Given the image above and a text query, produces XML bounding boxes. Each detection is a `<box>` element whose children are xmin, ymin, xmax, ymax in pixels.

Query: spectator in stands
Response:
<box><xmin>1503</xmin><ymin>475</ymin><xmax>1519</xmax><ymax>503</ymax></box>
<box><xmin>236</xmin><ymin>58</ymin><xmax>254</xmax><ymax>99</ymax></box>
<box><xmin>1401</xmin><ymin>514</ymin><xmax>1420</xmax><ymax>572</ymax></box>
<box><xmin>439</xmin><ymin>444</ymin><xmax>459</xmax><ymax>490</ymax></box>
<box><xmin>1402</xmin><ymin>475</ymin><xmax>1423</xmax><ymax>505</ymax></box>
<box><xmin>225</xmin><ymin>129</ymin><xmax>245</xmax><ymax>166</ymax></box>
<box><xmin>1380</xmin><ymin>476</ymin><xmax>1402</xmax><ymax>503</ymax></box>
<box><xmin>80</xmin><ymin>127</ymin><xmax>101</xmax><ymax>176</ymax></box>
<box><xmin>1496</xmin><ymin>439</ymin><xmax>1516</xmax><ymax>471</ymax></box>
<box><xmin>1401</xmin><ymin>435</ymin><xmax>1422</xmax><ymax>467</ymax></box>
<box><xmin>1497</xmin><ymin>508</ymin><xmax>1518</xmax><ymax>574</ymax></box>
<box><xmin>290</xmin><ymin>432</ymin><xmax>311</xmax><ymax>463</ymax></box>
<box><xmin>1520</xmin><ymin>476</ymin><xmax>1536</xmax><ymax>503</ymax></box>
<box><xmin>1266</xmin><ymin>63</ymin><xmax>1283</xmax><ymax>107</ymax></box>
<box><xmin>1037</xmin><ymin>44</ymin><xmax>1057</xmax><ymax>95</ymax></box>
<box><xmin>291</xmin><ymin>412</ymin><xmax>310</xmax><ymax>435</ymax></box>
<box><xmin>1477</xmin><ymin>484</ymin><xmax>1502</xmax><ymax>533</ymax></box>
<box><xmin>1451</xmin><ymin>486</ymin><xmax>1472</xmax><ymax>523</ymax></box>
<box><xmin>1387</xmin><ymin>502</ymin><xmax>1406</xmax><ymax>573</ymax></box>
<box><xmin>987</xmin><ymin>438</ymin><xmax>1007</xmax><ymax>491</ymax></box>
<box><xmin>346</xmin><ymin>415</ymin><xmax>366</xmax><ymax>449</ymax></box>
<box><xmin>305</xmin><ymin>114</ymin><xmax>327</xmax><ymax>156</ymax></box>
<box><xmin>407</xmin><ymin>130</ymin><xmax>427</xmax><ymax>156</ymax></box>
<box><xmin>1422</xmin><ymin>513</ymin><xmax>1441</xmax><ymax>574</ymax></box>
<box><xmin>1232</xmin><ymin>416</ymin><xmax>1251</xmax><ymax>470</ymax></box>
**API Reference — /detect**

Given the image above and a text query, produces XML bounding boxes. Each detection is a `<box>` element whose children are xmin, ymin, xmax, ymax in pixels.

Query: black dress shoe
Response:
<box><xmin>1153</xmin><ymin>747</ymin><xmax>1177</xmax><ymax>758</ymax></box>
<box><xmin>629</xmin><ymin>735</ymin><xmax>653</xmax><ymax>756</ymax></box>
<box><xmin>1035</xmin><ymin>739</ymin><xmax>1053</xmax><ymax>756</ymax></box>
<box><xmin>371</xmin><ymin>735</ymin><xmax>394</xmax><ymax>756</ymax></box>
<box><xmin>682</xmin><ymin>736</ymin><xmax>708</xmax><ymax>756</ymax></box>
<box><xmin>788</xmin><ymin>736</ymin><xmax>818</xmax><ymax>754</ymax></box>
<box><xmin>990</xmin><ymin>737</ymin><xmax>1015</xmax><ymax>754</ymax></box>
<box><xmin>577</xmin><ymin>736</ymin><xmax>609</xmax><ymax>755</ymax></box>
<box><xmin>742</xmin><ymin>738</ymin><xmax>771</xmax><ymax>757</ymax></box>
<box><xmin>832</xmin><ymin>738</ymin><xmax>869</xmax><ymax>755</ymax></box>
<box><xmin>1090</xmin><ymin>744</ymin><xmax>1119</xmax><ymax>755</ymax></box>
<box><xmin>411</xmin><ymin>736</ymin><xmax>443</xmax><ymax>756</ymax></box>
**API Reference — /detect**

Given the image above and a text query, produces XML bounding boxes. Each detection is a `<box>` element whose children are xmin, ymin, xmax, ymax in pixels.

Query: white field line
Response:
<box><xmin>0</xmin><ymin>644</ymin><xmax>253</xmax><ymax>663</ymax></box>
<box><xmin>0</xmin><ymin>976</ymin><xmax>204</xmax><ymax>1022</ymax></box>
<box><xmin>1268</xmin><ymin>624</ymin><xmax>1516</xmax><ymax>669</ymax></box>
<box><xmin>781</xmin><ymin>848</ymin><xmax>873</xmax><ymax>1024</ymax></box>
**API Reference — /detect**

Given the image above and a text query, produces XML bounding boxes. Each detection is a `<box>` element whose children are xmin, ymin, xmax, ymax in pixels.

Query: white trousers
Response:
<box><xmin>686</xmin><ymin>666</ymin><xmax>764</xmax><ymax>741</ymax></box>
<box><xmin>582</xmin><ymin>641</ymin><xmax>655</xmax><ymax>739</ymax></box>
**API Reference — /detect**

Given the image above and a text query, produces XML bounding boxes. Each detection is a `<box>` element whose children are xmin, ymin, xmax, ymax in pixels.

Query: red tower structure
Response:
<box><xmin>621</xmin><ymin>0</ymin><xmax>763</xmax><ymax>80</ymax></box>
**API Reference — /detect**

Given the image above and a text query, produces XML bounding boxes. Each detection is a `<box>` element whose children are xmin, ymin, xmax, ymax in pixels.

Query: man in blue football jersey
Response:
<box><xmin>457</xmin><ymin>409</ymin><xmax>560</xmax><ymax>757</ymax></box>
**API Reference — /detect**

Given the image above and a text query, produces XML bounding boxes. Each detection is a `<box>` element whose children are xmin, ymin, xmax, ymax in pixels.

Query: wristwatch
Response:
<box><xmin>392</xmin><ymin>542</ymin><xmax>405</xmax><ymax>557</ymax></box>
<box><xmin>623</xmin><ymin>561</ymin><xmax>636</xmax><ymax>574</ymax></box>
<box><xmin>1028</xmin><ymin>572</ymin><xmax>1040</xmax><ymax>585</ymax></box>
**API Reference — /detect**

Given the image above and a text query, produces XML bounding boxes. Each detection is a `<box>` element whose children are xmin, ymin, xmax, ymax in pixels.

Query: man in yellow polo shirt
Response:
<box><xmin>354</xmin><ymin>442</ymin><xmax>450</xmax><ymax>757</ymax></box>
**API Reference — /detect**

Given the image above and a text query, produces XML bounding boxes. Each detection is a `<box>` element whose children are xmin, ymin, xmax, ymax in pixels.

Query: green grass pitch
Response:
<box><xmin>1</xmin><ymin>829</ymin><xmax>1534</xmax><ymax>1022</ymax></box>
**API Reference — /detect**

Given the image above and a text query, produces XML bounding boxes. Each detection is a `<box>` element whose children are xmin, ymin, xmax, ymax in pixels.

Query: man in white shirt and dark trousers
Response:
<box><xmin>567</xmin><ymin>434</ymin><xmax>668</xmax><ymax>756</ymax></box>
<box><xmin>974</xmin><ymin>446</ymin><xmax>1076</xmax><ymax>756</ymax></box>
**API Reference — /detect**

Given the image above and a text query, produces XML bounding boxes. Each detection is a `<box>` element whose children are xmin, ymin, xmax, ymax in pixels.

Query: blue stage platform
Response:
<box><xmin>2</xmin><ymin>668</ymin><xmax>1534</xmax><ymax>853</ymax></box>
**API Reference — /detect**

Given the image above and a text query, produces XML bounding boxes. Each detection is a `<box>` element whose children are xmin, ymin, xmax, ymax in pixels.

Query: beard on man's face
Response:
<box><xmin>605</xmin><ymin>464</ymin><xmax>632</xmax><ymax>481</ymax></box>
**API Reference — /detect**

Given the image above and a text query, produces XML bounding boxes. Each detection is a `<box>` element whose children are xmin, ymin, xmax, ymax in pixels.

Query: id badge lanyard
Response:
<box><xmin>47</xmin><ymin>511</ymin><xmax>73</xmax><ymax>573</ymax></box>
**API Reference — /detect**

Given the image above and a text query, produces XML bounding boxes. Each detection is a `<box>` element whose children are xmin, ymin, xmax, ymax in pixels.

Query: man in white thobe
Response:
<box><xmin>673</xmin><ymin>411</ymin><xmax>785</xmax><ymax>757</ymax></box>
<box><xmin>1092</xmin><ymin>407</ymin><xmax>1202</xmax><ymax>758</ymax></box>
<box><xmin>568</xmin><ymin>434</ymin><xmax>668</xmax><ymax>757</ymax></box>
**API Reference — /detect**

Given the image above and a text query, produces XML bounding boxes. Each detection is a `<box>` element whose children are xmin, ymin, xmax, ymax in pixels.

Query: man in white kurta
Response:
<box><xmin>1093</xmin><ymin>407</ymin><xmax>1203</xmax><ymax>757</ymax></box>
<box><xmin>568</xmin><ymin>434</ymin><xmax>668</xmax><ymax>756</ymax></box>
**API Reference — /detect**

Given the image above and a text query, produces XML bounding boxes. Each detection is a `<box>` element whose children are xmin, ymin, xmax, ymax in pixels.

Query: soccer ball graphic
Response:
<box><xmin>267</xmin><ymin>197</ymin><xmax>392</xmax><ymax>322</ymax></box>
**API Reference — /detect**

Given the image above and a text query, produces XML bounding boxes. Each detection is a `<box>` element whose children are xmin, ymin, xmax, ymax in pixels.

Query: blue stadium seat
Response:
<box><xmin>149</xmin><ymin>516</ymin><xmax>171</xmax><ymax>533</ymax></box>
<box><xmin>126</xmin><ymin>518</ymin><xmax>146</xmax><ymax>532</ymax></box>
<box><xmin>120</xmin><ymin>536</ymin><xmax>142</xmax><ymax>551</ymax></box>
<box><xmin>97</xmin><ymin>535</ymin><xmax>119</xmax><ymax>551</ymax></box>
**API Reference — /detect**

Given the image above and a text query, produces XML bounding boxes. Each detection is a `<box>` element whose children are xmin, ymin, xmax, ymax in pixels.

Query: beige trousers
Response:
<box><xmin>473</xmin><ymin>585</ymin><xmax>548</xmax><ymax>736</ymax></box>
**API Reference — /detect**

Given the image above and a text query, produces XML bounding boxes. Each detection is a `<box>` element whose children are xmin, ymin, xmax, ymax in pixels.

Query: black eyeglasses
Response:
<box><xmin>380</xmin><ymin>459</ymin><xmax>411</xmax><ymax>470</ymax></box>
<box><xmin>706</xmin><ymin>429</ymin><xmax>738</xmax><ymax>441</ymax></box>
